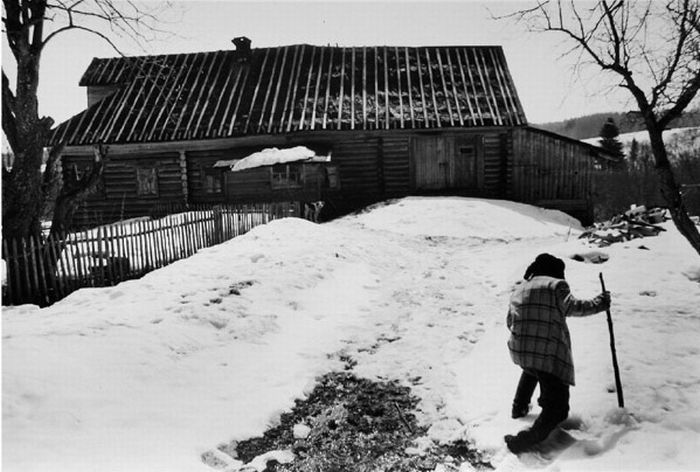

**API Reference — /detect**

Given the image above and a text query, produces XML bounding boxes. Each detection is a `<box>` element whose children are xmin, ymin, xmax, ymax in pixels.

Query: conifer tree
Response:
<box><xmin>599</xmin><ymin>118</ymin><xmax>624</xmax><ymax>157</ymax></box>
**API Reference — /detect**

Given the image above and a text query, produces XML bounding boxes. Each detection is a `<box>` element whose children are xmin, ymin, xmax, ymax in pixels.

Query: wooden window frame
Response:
<box><xmin>136</xmin><ymin>167</ymin><xmax>159</xmax><ymax>197</ymax></box>
<box><xmin>270</xmin><ymin>164</ymin><xmax>303</xmax><ymax>189</ymax></box>
<box><xmin>202</xmin><ymin>166</ymin><xmax>224</xmax><ymax>195</ymax></box>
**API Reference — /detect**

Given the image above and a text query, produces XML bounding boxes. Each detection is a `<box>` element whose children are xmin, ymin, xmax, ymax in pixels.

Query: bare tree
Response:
<box><xmin>2</xmin><ymin>0</ymin><xmax>171</xmax><ymax>241</ymax></box>
<box><xmin>505</xmin><ymin>0</ymin><xmax>700</xmax><ymax>255</ymax></box>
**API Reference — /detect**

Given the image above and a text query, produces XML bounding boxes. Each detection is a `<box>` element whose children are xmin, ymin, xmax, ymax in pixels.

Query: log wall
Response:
<box><xmin>510</xmin><ymin>127</ymin><xmax>595</xmax><ymax>223</ymax></box>
<box><xmin>61</xmin><ymin>126</ymin><xmax>598</xmax><ymax>227</ymax></box>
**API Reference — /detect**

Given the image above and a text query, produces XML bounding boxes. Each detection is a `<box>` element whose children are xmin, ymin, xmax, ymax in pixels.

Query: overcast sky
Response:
<box><xmin>3</xmin><ymin>0</ymin><xmax>633</xmax><ymax>129</ymax></box>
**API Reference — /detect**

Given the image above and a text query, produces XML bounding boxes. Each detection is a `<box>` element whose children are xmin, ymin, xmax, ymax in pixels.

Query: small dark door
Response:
<box><xmin>412</xmin><ymin>135</ymin><xmax>480</xmax><ymax>190</ymax></box>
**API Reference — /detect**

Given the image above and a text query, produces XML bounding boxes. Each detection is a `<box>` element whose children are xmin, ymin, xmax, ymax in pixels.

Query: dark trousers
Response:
<box><xmin>513</xmin><ymin>369</ymin><xmax>570</xmax><ymax>442</ymax></box>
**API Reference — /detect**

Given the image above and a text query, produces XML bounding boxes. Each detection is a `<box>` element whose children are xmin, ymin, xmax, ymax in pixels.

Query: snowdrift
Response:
<box><xmin>3</xmin><ymin>197</ymin><xmax>699</xmax><ymax>471</ymax></box>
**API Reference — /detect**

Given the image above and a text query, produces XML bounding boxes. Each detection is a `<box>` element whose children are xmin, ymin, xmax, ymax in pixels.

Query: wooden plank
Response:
<box><xmin>285</xmin><ymin>44</ymin><xmax>305</xmax><ymax>132</ymax></box>
<box><xmin>157</xmin><ymin>219</ymin><xmax>168</xmax><ymax>267</ymax></box>
<box><xmin>350</xmin><ymin>47</ymin><xmax>356</xmax><ymax>130</ymax></box>
<box><xmin>458</xmin><ymin>48</ymin><xmax>481</xmax><ymax>125</ymax></box>
<box><xmin>405</xmin><ymin>47</ymin><xmax>415</xmax><ymax>128</ymax></box>
<box><xmin>416</xmin><ymin>48</ymin><xmax>429</xmax><ymax>126</ymax></box>
<box><xmin>425</xmin><ymin>48</ymin><xmax>441</xmax><ymax>128</ymax></box>
<box><xmin>298</xmin><ymin>46</ymin><xmax>316</xmax><ymax>131</ymax></box>
<box><xmin>362</xmin><ymin>47</ymin><xmax>367</xmax><ymax>130</ymax></box>
<box><xmin>21</xmin><ymin>238</ymin><xmax>36</xmax><ymax>301</ymax></box>
<box><xmin>321</xmin><ymin>48</ymin><xmax>335</xmax><ymax>130</ymax></box>
<box><xmin>394</xmin><ymin>47</ymin><xmax>404</xmax><ymax>129</ymax></box>
<box><xmin>374</xmin><ymin>47</ymin><xmax>380</xmax><ymax>129</ymax></box>
<box><xmin>3</xmin><ymin>238</ymin><xmax>15</xmax><ymax>304</ymax></box>
<box><xmin>435</xmin><ymin>49</ymin><xmax>454</xmax><ymax>126</ymax></box>
<box><xmin>310</xmin><ymin>48</ymin><xmax>325</xmax><ymax>130</ymax></box>
<box><xmin>11</xmin><ymin>239</ymin><xmax>26</xmax><ymax>303</ymax></box>
<box><xmin>30</xmin><ymin>236</ymin><xmax>50</xmax><ymax>305</ymax></box>
<box><xmin>337</xmin><ymin>47</ymin><xmax>346</xmax><ymax>130</ymax></box>
<box><xmin>383</xmin><ymin>47</ymin><xmax>390</xmax><ymax>129</ymax></box>
<box><xmin>135</xmin><ymin>220</ymin><xmax>146</xmax><ymax>272</ymax></box>
<box><xmin>48</xmin><ymin>234</ymin><xmax>65</xmax><ymax>299</ymax></box>
<box><xmin>445</xmin><ymin>49</ymin><xmax>464</xmax><ymax>126</ymax></box>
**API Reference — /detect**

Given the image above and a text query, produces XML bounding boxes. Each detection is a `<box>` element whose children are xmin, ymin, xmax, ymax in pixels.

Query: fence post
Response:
<box><xmin>214</xmin><ymin>205</ymin><xmax>224</xmax><ymax>244</ymax></box>
<box><xmin>3</xmin><ymin>238</ymin><xmax>14</xmax><ymax>305</ymax></box>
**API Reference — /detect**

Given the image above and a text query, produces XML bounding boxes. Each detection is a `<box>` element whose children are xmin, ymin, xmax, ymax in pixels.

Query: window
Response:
<box><xmin>270</xmin><ymin>164</ymin><xmax>302</xmax><ymax>189</ymax></box>
<box><xmin>202</xmin><ymin>168</ymin><xmax>223</xmax><ymax>194</ymax></box>
<box><xmin>136</xmin><ymin>167</ymin><xmax>158</xmax><ymax>196</ymax></box>
<box><xmin>326</xmin><ymin>166</ymin><xmax>340</xmax><ymax>189</ymax></box>
<box><xmin>459</xmin><ymin>145</ymin><xmax>475</xmax><ymax>158</ymax></box>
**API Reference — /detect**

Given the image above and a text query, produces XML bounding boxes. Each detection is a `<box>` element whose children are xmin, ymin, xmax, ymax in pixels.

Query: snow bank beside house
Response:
<box><xmin>3</xmin><ymin>196</ymin><xmax>699</xmax><ymax>471</ymax></box>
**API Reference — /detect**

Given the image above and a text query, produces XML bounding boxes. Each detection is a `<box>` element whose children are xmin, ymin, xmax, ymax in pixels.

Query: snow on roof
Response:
<box><xmin>229</xmin><ymin>146</ymin><xmax>330</xmax><ymax>172</ymax></box>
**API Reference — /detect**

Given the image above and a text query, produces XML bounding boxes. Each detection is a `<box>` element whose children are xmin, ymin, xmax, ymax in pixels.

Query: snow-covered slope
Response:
<box><xmin>3</xmin><ymin>196</ymin><xmax>699</xmax><ymax>471</ymax></box>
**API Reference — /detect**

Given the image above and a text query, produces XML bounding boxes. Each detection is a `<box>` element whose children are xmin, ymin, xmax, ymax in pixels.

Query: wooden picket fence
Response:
<box><xmin>1</xmin><ymin>202</ymin><xmax>294</xmax><ymax>307</ymax></box>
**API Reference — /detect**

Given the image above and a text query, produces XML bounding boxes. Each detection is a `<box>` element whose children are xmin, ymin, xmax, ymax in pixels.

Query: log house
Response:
<box><xmin>51</xmin><ymin>38</ymin><xmax>613</xmax><ymax>226</ymax></box>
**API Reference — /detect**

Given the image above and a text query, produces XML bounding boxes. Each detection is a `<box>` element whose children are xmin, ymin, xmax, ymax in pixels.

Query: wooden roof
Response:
<box><xmin>52</xmin><ymin>44</ymin><xmax>527</xmax><ymax>146</ymax></box>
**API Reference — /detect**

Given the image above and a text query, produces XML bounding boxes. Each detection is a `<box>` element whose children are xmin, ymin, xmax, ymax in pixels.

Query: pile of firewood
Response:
<box><xmin>580</xmin><ymin>205</ymin><xmax>668</xmax><ymax>247</ymax></box>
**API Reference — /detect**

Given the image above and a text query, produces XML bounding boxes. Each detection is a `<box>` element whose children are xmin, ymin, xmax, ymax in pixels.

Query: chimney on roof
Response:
<box><xmin>233</xmin><ymin>36</ymin><xmax>251</xmax><ymax>62</ymax></box>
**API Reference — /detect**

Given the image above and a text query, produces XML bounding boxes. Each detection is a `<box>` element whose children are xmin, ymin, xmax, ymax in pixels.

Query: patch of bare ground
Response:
<box><xmin>203</xmin><ymin>371</ymin><xmax>492</xmax><ymax>471</ymax></box>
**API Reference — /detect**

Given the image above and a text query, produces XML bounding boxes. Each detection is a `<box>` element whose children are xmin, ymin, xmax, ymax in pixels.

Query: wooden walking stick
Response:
<box><xmin>599</xmin><ymin>272</ymin><xmax>624</xmax><ymax>408</ymax></box>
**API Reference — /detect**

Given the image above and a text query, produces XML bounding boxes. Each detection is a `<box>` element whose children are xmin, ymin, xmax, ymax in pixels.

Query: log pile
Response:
<box><xmin>580</xmin><ymin>205</ymin><xmax>668</xmax><ymax>247</ymax></box>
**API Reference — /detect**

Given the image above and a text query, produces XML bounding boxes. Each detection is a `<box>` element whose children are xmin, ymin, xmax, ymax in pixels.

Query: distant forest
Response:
<box><xmin>534</xmin><ymin>107</ymin><xmax>700</xmax><ymax>140</ymax></box>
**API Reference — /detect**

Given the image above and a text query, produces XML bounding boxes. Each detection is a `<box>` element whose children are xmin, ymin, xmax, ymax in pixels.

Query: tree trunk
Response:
<box><xmin>647</xmin><ymin>127</ymin><xmax>700</xmax><ymax>256</ymax></box>
<box><xmin>2</xmin><ymin>47</ymin><xmax>51</xmax><ymax>241</ymax></box>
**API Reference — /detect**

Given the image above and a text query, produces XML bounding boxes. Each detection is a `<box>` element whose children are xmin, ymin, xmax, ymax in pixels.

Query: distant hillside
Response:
<box><xmin>533</xmin><ymin>108</ymin><xmax>700</xmax><ymax>140</ymax></box>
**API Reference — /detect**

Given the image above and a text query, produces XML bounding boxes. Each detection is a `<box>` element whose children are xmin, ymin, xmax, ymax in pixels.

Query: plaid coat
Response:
<box><xmin>507</xmin><ymin>276</ymin><xmax>607</xmax><ymax>386</ymax></box>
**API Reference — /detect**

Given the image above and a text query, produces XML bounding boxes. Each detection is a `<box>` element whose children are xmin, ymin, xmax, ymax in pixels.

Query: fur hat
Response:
<box><xmin>524</xmin><ymin>253</ymin><xmax>565</xmax><ymax>280</ymax></box>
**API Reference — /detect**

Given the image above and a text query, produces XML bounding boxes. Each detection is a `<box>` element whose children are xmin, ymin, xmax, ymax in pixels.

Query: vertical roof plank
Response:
<box><xmin>297</xmin><ymin>46</ymin><xmax>317</xmax><ymax>131</ymax></box>
<box><xmin>405</xmin><ymin>47</ymin><xmax>415</xmax><ymax>128</ymax></box>
<box><xmin>415</xmin><ymin>48</ymin><xmax>429</xmax><ymax>126</ymax></box>
<box><xmin>445</xmin><ymin>49</ymin><xmax>464</xmax><ymax>127</ymax></box>
<box><xmin>362</xmin><ymin>47</ymin><xmax>367</xmax><ymax>129</ymax></box>
<box><xmin>321</xmin><ymin>48</ymin><xmax>335</xmax><ymax>130</ymax></box>
<box><xmin>395</xmin><ymin>46</ymin><xmax>404</xmax><ymax>129</ymax></box>
<box><xmin>337</xmin><ymin>47</ymin><xmax>346</xmax><ymax>130</ymax></box>
<box><xmin>425</xmin><ymin>48</ymin><xmax>441</xmax><ymax>128</ymax></box>
<box><xmin>436</xmin><ymin>48</ymin><xmax>454</xmax><ymax>127</ymax></box>
<box><xmin>309</xmin><ymin>48</ymin><xmax>325</xmax><ymax>130</ymax></box>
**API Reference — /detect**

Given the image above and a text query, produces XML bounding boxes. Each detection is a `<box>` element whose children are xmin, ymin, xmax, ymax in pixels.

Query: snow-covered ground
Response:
<box><xmin>3</xmin><ymin>197</ymin><xmax>700</xmax><ymax>471</ymax></box>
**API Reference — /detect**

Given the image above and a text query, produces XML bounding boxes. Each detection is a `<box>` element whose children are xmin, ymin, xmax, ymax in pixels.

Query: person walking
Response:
<box><xmin>505</xmin><ymin>253</ymin><xmax>610</xmax><ymax>454</ymax></box>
